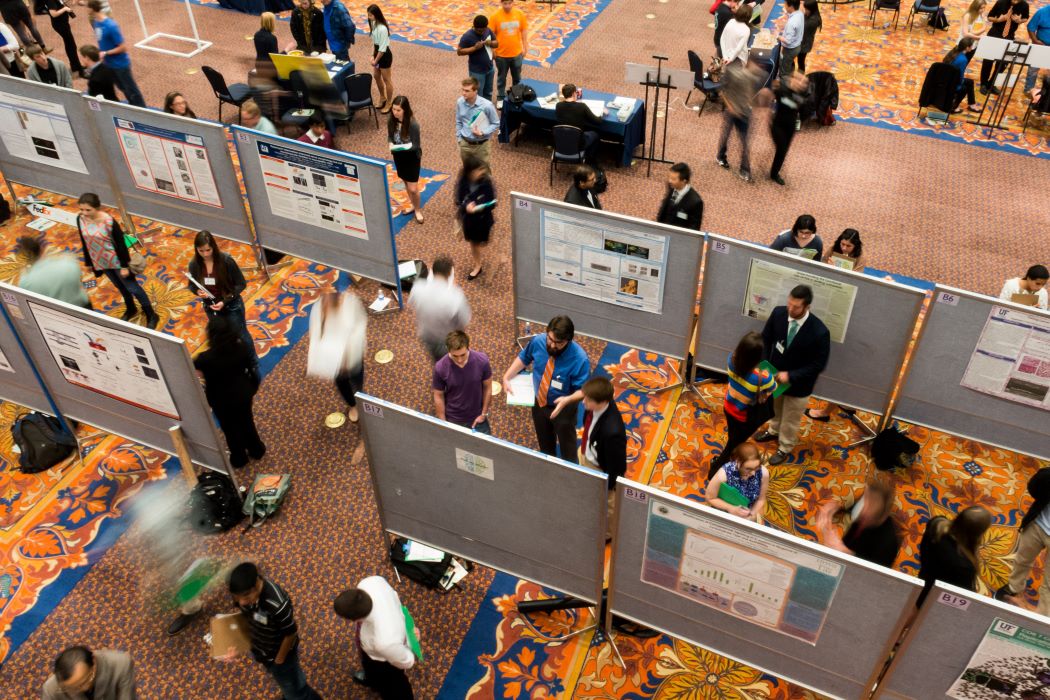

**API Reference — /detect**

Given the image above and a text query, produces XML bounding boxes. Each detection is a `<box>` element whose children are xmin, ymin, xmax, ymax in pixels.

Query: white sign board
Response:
<box><xmin>114</xmin><ymin>117</ymin><xmax>222</xmax><ymax>207</ymax></box>
<box><xmin>961</xmin><ymin>306</ymin><xmax>1050</xmax><ymax>410</ymax></box>
<box><xmin>0</xmin><ymin>92</ymin><xmax>87</xmax><ymax>174</ymax></box>
<box><xmin>743</xmin><ymin>258</ymin><xmax>858</xmax><ymax>343</ymax></box>
<box><xmin>29</xmin><ymin>301</ymin><xmax>179</xmax><ymax>419</ymax></box>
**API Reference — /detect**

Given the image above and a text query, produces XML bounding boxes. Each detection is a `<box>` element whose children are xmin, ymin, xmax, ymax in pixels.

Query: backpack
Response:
<box><xmin>389</xmin><ymin>537</ymin><xmax>454</xmax><ymax>590</ymax></box>
<box><xmin>188</xmin><ymin>471</ymin><xmax>245</xmax><ymax>533</ymax></box>
<box><xmin>242</xmin><ymin>473</ymin><xmax>291</xmax><ymax>528</ymax></box>
<box><xmin>871</xmin><ymin>427</ymin><xmax>920</xmax><ymax>471</ymax></box>
<box><xmin>11</xmin><ymin>412</ymin><xmax>77</xmax><ymax>473</ymax></box>
<box><xmin>507</xmin><ymin>82</ymin><xmax>536</xmax><ymax>105</ymax></box>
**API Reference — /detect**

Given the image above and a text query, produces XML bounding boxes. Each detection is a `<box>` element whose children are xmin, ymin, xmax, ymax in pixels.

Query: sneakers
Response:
<box><xmin>768</xmin><ymin>449</ymin><xmax>790</xmax><ymax>466</ymax></box>
<box><xmin>496</xmin><ymin>99</ymin><xmax>504</xmax><ymax>109</ymax></box>
<box><xmin>716</xmin><ymin>157</ymin><xmax>729</xmax><ymax>169</ymax></box>
<box><xmin>738</xmin><ymin>170</ymin><xmax>752</xmax><ymax>183</ymax></box>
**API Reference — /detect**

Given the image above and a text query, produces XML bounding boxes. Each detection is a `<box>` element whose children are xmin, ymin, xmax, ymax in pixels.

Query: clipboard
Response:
<box><xmin>758</xmin><ymin>360</ymin><xmax>790</xmax><ymax>398</ymax></box>
<box><xmin>829</xmin><ymin>253</ymin><xmax>856</xmax><ymax>271</ymax></box>
<box><xmin>718</xmin><ymin>482</ymin><xmax>750</xmax><ymax>508</ymax></box>
<box><xmin>1011</xmin><ymin>293</ymin><xmax>1039</xmax><ymax>306</ymax></box>
<box><xmin>210</xmin><ymin>613</ymin><xmax>251</xmax><ymax>658</ymax></box>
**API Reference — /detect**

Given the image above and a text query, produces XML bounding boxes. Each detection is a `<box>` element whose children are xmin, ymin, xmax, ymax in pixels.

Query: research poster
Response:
<box><xmin>0</xmin><ymin>345</ymin><xmax>12</xmax><ymax>373</ymax></box>
<box><xmin>114</xmin><ymin>117</ymin><xmax>222</xmax><ymax>207</ymax></box>
<box><xmin>540</xmin><ymin>210</ymin><xmax>668</xmax><ymax>314</ymax></box>
<box><xmin>255</xmin><ymin>140</ymin><xmax>368</xmax><ymax>240</ymax></box>
<box><xmin>743</xmin><ymin>258</ymin><xmax>858</xmax><ymax>343</ymax></box>
<box><xmin>641</xmin><ymin>499</ymin><xmax>843</xmax><ymax>644</ymax></box>
<box><xmin>29</xmin><ymin>302</ymin><xmax>179</xmax><ymax>419</ymax></box>
<box><xmin>961</xmin><ymin>307</ymin><xmax>1050</xmax><ymax>410</ymax></box>
<box><xmin>948</xmin><ymin>618</ymin><xmax>1050</xmax><ymax>699</ymax></box>
<box><xmin>0</xmin><ymin>92</ymin><xmax>88</xmax><ymax>174</ymax></box>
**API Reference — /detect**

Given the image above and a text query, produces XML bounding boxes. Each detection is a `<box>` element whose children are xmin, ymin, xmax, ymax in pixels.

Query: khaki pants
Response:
<box><xmin>768</xmin><ymin>394</ymin><xmax>809</xmax><ymax>452</ymax></box>
<box><xmin>458</xmin><ymin>138</ymin><xmax>492</xmax><ymax>167</ymax></box>
<box><xmin>1008</xmin><ymin>524</ymin><xmax>1050</xmax><ymax>616</ymax></box>
<box><xmin>579</xmin><ymin>448</ymin><xmax>615</xmax><ymax>540</ymax></box>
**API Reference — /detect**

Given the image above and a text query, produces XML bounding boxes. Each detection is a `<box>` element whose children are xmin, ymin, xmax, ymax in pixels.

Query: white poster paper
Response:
<box><xmin>29</xmin><ymin>302</ymin><xmax>179</xmax><ymax>419</ymax></box>
<box><xmin>961</xmin><ymin>306</ymin><xmax>1050</xmax><ymax>410</ymax></box>
<box><xmin>114</xmin><ymin>117</ymin><xmax>222</xmax><ymax>207</ymax></box>
<box><xmin>743</xmin><ymin>258</ymin><xmax>858</xmax><ymax>343</ymax></box>
<box><xmin>540</xmin><ymin>210</ymin><xmax>668</xmax><ymax>314</ymax></box>
<box><xmin>455</xmin><ymin>448</ymin><xmax>494</xmax><ymax>480</ymax></box>
<box><xmin>256</xmin><ymin>140</ymin><xmax>368</xmax><ymax>239</ymax></box>
<box><xmin>0</xmin><ymin>92</ymin><xmax>88</xmax><ymax>174</ymax></box>
<box><xmin>948</xmin><ymin>617</ymin><xmax>1050</xmax><ymax>699</ymax></box>
<box><xmin>0</xmin><ymin>345</ymin><xmax>13</xmax><ymax>373</ymax></box>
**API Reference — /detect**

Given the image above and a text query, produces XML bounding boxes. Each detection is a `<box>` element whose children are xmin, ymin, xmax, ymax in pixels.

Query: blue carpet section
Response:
<box><xmin>390</xmin><ymin>165</ymin><xmax>446</xmax><ymax>237</ymax></box>
<box><xmin>864</xmin><ymin>266</ymin><xmax>937</xmax><ymax>291</ymax></box>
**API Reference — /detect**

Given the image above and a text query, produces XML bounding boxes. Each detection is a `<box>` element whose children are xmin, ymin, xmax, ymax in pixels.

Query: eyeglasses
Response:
<box><xmin>546</xmin><ymin>333</ymin><xmax>568</xmax><ymax>348</ymax></box>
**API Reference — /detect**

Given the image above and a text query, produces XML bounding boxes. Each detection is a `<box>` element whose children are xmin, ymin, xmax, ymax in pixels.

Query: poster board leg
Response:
<box><xmin>168</xmin><ymin>425</ymin><xmax>198</xmax><ymax>487</ymax></box>
<box><xmin>2</xmin><ymin>173</ymin><xmax>20</xmax><ymax>212</ymax></box>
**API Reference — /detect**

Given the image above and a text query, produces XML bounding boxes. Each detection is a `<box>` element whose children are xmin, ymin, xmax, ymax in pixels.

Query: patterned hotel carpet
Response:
<box><xmin>764</xmin><ymin>0</ymin><xmax>1050</xmax><ymax>157</ymax></box>
<box><xmin>182</xmin><ymin>0</ymin><xmax>612</xmax><ymax>67</ymax></box>
<box><xmin>441</xmin><ymin>344</ymin><xmax>1050</xmax><ymax>699</ymax></box>
<box><xmin>0</xmin><ymin>164</ymin><xmax>446</xmax><ymax>666</ymax></box>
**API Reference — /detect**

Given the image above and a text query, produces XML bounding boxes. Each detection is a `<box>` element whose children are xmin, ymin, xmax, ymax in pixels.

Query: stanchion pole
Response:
<box><xmin>169</xmin><ymin>425</ymin><xmax>198</xmax><ymax>487</ymax></box>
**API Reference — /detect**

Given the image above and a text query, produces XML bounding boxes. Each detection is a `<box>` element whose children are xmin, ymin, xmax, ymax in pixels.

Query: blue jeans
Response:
<box><xmin>110</xmin><ymin>64</ymin><xmax>146</xmax><ymax>107</ymax></box>
<box><xmin>495</xmin><ymin>53</ymin><xmax>523</xmax><ymax>100</ymax></box>
<box><xmin>265</xmin><ymin>648</ymin><xmax>320</xmax><ymax>700</ymax></box>
<box><xmin>470</xmin><ymin>68</ymin><xmax>495</xmax><ymax>104</ymax></box>
<box><xmin>1025</xmin><ymin>65</ymin><xmax>1039</xmax><ymax>93</ymax></box>
<box><xmin>103</xmin><ymin>268</ymin><xmax>153</xmax><ymax>315</ymax></box>
<box><xmin>717</xmin><ymin>112</ymin><xmax>752</xmax><ymax>176</ymax></box>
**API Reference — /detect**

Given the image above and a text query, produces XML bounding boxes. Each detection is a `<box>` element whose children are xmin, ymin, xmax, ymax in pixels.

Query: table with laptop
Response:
<box><xmin>497</xmin><ymin>78</ymin><xmax>646</xmax><ymax>167</ymax></box>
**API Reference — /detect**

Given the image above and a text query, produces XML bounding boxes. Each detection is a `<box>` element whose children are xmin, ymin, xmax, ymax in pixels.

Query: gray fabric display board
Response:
<box><xmin>231</xmin><ymin>127</ymin><xmax>401</xmax><ymax>286</ymax></box>
<box><xmin>694</xmin><ymin>234</ymin><xmax>925</xmax><ymax>414</ymax></box>
<box><xmin>0</xmin><ymin>283</ymin><xmax>231</xmax><ymax>473</ymax></box>
<box><xmin>0</xmin><ymin>76</ymin><xmax>115</xmax><ymax>205</ymax></box>
<box><xmin>0</xmin><ymin>299</ymin><xmax>54</xmax><ymax>414</ymax></box>
<box><xmin>357</xmin><ymin>394</ymin><xmax>608</xmax><ymax>603</ymax></box>
<box><xmin>893</xmin><ymin>286</ymin><xmax>1050</xmax><ymax>460</ymax></box>
<box><xmin>510</xmin><ymin>192</ymin><xmax>703</xmax><ymax>359</ymax></box>
<box><xmin>607</xmin><ymin>480</ymin><xmax>921</xmax><ymax>699</ymax></box>
<box><xmin>89</xmin><ymin>101</ymin><xmax>254</xmax><ymax>244</ymax></box>
<box><xmin>878</xmin><ymin>582</ymin><xmax>1050</xmax><ymax>699</ymax></box>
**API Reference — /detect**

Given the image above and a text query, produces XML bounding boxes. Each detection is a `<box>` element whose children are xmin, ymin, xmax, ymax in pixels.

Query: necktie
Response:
<box><xmin>536</xmin><ymin>357</ymin><xmax>556</xmax><ymax>407</ymax></box>
<box><xmin>786</xmin><ymin>320</ymin><xmax>799</xmax><ymax>348</ymax></box>
<box><xmin>670</xmin><ymin>190</ymin><xmax>680</xmax><ymax>206</ymax></box>
<box><xmin>582</xmin><ymin>410</ymin><xmax>594</xmax><ymax>447</ymax></box>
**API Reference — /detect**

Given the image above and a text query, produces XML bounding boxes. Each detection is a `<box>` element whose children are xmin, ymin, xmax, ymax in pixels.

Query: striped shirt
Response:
<box><xmin>724</xmin><ymin>353</ymin><xmax>775</xmax><ymax>422</ymax></box>
<box><xmin>238</xmin><ymin>579</ymin><xmax>298</xmax><ymax>664</ymax></box>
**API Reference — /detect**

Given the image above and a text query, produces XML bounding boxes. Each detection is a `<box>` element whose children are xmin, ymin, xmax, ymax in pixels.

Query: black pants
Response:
<box><xmin>1</xmin><ymin>2</ymin><xmax>44</xmax><ymax>48</ymax></box>
<box><xmin>531</xmin><ymin>403</ymin><xmax>579</xmax><ymax>463</ymax></box>
<box><xmin>581</xmin><ymin>130</ymin><xmax>599</xmax><ymax>163</ymax></box>
<box><xmin>709</xmin><ymin>412</ymin><xmax>764</xmax><ymax>477</ymax></box>
<box><xmin>797</xmin><ymin>51</ymin><xmax>808</xmax><ymax>74</ymax></box>
<box><xmin>50</xmin><ymin>15</ymin><xmax>82</xmax><ymax>73</ymax></box>
<box><xmin>770</xmin><ymin>117</ymin><xmax>796</xmax><ymax>178</ymax></box>
<box><xmin>214</xmin><ymin>400</ymin><xmax>264</xmax><ymax>468</ymax></box>
<box><xmin>335</xmin><ymin>366</ymin><xmax>364</xmax><ymax>407</ymax></box>
<box><xmin>360</xmin><ymin>648</ymin><xmax>413</xmax><ymax>700</ymax></box>
<box><xmin>980</xmin><ymin>58</ymin><xmax>1001</xmax><ymax>88</ymax></box>
<box><xmin>954</xmin><ymin>78</ymin><xmax>977</xmax><ymax>108</ymax></box>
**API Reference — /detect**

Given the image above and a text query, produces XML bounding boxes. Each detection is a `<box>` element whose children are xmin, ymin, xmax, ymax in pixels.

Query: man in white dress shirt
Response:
<box><xmin>408</xmin><ymin>257</ymin><xmax>472</xmax><ymax>362</ymax></box>
<box><xmin>334</xmin><ymin>576</ymin><xmax>415</xmax><ymax>699</ymax></box>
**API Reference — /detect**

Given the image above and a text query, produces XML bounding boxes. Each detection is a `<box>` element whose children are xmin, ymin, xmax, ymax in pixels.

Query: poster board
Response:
<box><xmin>893</xmin><ymin>286</ymin><xmax>1050</xmax><ymax>461</ymax></box>
<box><xmin>608</xmin><ymin>480</ymin><xmax>921</xmax><ymax>700</ymax></box>
<box><xmin>878</xmin><ymin>582</ymin><xmax>1050</xmax><ymax>699</ymax></box>
<box><xmin>357</xmin><ymin>394</ymin><xmax>608</xmax><ymax>603</ymax></box>
<box><xmin>0</xmin><ymin>283</ymin><xmax>232</xmax><ymax>472</ymax></box>
<box><xmin>232</xmin><ymin>128</ymin><xmax>401</xmax><ymax>286</ymax></box>
<box><xmin>0</xmin><ymin>296</ymin><xmax>54</xmax><ymax>415</ymax></box>
<box><xmin>0</xmin><ymin>76</ymin><xmax>115</xmax><ymax>204</ymax></box>
<box><xmin>694</xmin><ymin>234</ymin><xmax>926</xmax><ymax>414</ymax></box>
<box><xmin>510</xmin><ymin>193</ymin><xmax>703</xmax><ymax>359</ymax></box>
<box><xmin>89</xmin><ymin>101</ymin><xmax>255</xmax><ymax>245</ymax></box>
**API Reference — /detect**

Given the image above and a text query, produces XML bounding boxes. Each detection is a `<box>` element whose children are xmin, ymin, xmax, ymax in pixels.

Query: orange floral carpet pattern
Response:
<box><xmin>446</xmin><ymin>348</ymin><xmax>1049</xmax><ymax>699</ymax></box>
<box><xmin>0</xmin><ymin>184</ymin><xmax>342</xmax><ymax>665</ymax></box>
<box><xmin>775</xmin><ymin>0</ymin><xmax>1050</xmax><ymax>156</ymax></box>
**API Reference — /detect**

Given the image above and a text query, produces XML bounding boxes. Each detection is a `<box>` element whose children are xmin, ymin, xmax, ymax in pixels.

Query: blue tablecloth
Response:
<box><xmin>497</xmin><ymin>79</ymin><xmax>646</xmax><ymax>167</ymax></box>
<box><xmin>325</xmin><ymin>59</ymin><xmax>357</xmax><ymax>103</ymax></box>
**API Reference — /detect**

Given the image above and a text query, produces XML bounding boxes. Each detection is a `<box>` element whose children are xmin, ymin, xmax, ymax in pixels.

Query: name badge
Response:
<box><xmin>204</xmin><ymin>276</ymin><xmax>216</xmax><ymax>286</ymax></box>
<box><xmin>775</xmin><ymin>341</ymin><xmax>785</xmax><ymax>353</ymax></box>
<box><xmin>253</xmin><ymin>612</ymin><xmax>268</xmax><ymax>625</ymax></box>
<box><xmin>676</xmin><ymin>211</ymin><xmax>688</xmax><ymax>219</ymax></box>
<box><xmin>551</xmin><ymin>379</ymin><xmax>564</xmax><ymax>391</ymax></box>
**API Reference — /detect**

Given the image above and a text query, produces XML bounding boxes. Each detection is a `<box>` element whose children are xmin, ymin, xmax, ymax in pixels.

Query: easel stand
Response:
<box><xmin>633</xmin><ymin>56</ymin><xmax>676</xmax><ymax>178</ymax></box>
<box><xmin>131</xmin><ymin>0</ymin><xmax>211</xmax><ymax>58</ymax></box>
<box><xmin>976</xmin><ymin>41</ymin><xmax>1031</xmax><ymax>132</ymax></box>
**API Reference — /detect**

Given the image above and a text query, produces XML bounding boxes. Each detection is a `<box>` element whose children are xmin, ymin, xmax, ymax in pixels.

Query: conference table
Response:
<box><xmin>497</xmin><ymin>79</ymin><xmax>646</xmax><ymax>167</ymax></box>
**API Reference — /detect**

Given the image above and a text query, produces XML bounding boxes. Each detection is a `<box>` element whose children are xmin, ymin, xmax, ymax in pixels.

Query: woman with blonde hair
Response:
<box><xmin>254</xmin><ymin>12</ymin><xmax>279</xmax><ymax>61</ymax></box>
<box><xmin>918</xmin><ymin>506</ymin><xmax>992</xmax><ymax>606</ymax></box>
<box><xmin>960</xmin><ymin>0</ymin><xmax>988</xmax><ymax>40</ymax></box>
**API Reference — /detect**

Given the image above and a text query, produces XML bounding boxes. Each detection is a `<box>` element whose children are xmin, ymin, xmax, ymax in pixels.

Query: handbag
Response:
<box><xmin>706</xmin><ymin>56</ymin><xmax>723</xmax><ymax>83</ymax></box>
<box><xmin>127</xmin><ymin>248</ymin><xmax>147</xmax><ymax>275</ymax></box>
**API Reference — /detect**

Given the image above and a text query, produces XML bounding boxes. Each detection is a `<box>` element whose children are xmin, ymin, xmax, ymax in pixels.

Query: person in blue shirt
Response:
<box><xmin>778</xmin><ymin>0</ymin><xmax>805</xmax><ymax>78</ymax></box>
<box><xmin>87</xmin><ymin>0</ymin><xmax>145</xmax><ymax>108</ymax></box>
<box><xmin>1026</xmin><ymin>6</ymin><xmax>1050</xmax><ymax>92</ymax></box>
<box><xmin>457</xmin><ymin>16</ymin><xmax>498</xmax><ymax>103</ymax></box>
<box><xmin>455</xmin><ymin>76</ymin><xmax>499</xmax><ymax>166</ymax></box>
<box><xmin>943</xmin><ymin>38</ymin><xmax>981</xmax><ymax>112</ymax></box>
<box><xmin>321</xmin><ymin>0</ymin><xmax>356</xmax><ymax>62</ymax></box>
<box><xmin>501</xmin><ymin>315</ymin><xmax>591</xmax><ymax>463</ymax></box>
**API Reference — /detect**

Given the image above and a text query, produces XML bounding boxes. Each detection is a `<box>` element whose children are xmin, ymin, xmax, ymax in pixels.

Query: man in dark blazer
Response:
<box><xmin>42</xmin><ymin>646</ymin><xmax>136</xmax><ymax>700</ymax></box>
<box><xmin>656</xmin><ymin>162</ymin><xmax>703</xmax><ymax>231</ymax></box>
<box><xmin>555</xmin><ymin>83</ymin><xmax>604</xmax><ymax>163</ymax></box>
<box><xmin>564</xmin><ymin>165</ymin><xmax>602</xmax><ymax>209</ymax></box>
<box><xmin>755</xmin><ymin>284</ymin><xmax>830</xmax><ymax>465</ymax></box>
<box><xmin>579</xmin><ymin>377</ymin><xmax>626</xmax><ymax>540</ymax></box>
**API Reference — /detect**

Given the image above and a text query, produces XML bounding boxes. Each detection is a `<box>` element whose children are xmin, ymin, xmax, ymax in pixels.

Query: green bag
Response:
<box><xmin>242</xmin><ymin>474</ymin><xmax>291</xmax><ymax>529</ymax></box>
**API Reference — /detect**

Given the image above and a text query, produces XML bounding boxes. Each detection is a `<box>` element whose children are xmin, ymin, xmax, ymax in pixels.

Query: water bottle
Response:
<box><xmin>377</xmin><ymin>288</ymin><xmax>386</xmax><ymax>305</ymax></box>
<box><xmin>524</xmin><ymin>322</ymin><xmax>532</xmax><ymax>336</ymax></box>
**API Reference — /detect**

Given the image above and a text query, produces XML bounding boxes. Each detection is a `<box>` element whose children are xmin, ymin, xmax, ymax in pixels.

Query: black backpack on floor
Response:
<box><xmin>872</xmin><ymin>427</ymin><xmax>920</xmax><ymax>471</ymax></box>
<box><xmin>189</xmin><ymin>471</ymin><xmax>245</xmax><ymax>534</ymax></box>
<box><xmin>389</xmin><ymin>537</ymin><xmax>453</xmax><ymax>589</ymax></box>
<box><xmin>11</xmin><ymin>412</ymin><xmax>77</xmax><ymax>473</ymax></box>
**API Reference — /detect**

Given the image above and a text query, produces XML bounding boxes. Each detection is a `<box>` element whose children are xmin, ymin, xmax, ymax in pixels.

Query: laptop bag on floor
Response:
<box><xmin>11</xmin><ymin>412</ymin><xmax>77</xmax><ymax>474</ymax></box>
<box><xmin>189</xmin><ymin>471</ymin><xmax>245</xmax><ymax>534</ymax></box>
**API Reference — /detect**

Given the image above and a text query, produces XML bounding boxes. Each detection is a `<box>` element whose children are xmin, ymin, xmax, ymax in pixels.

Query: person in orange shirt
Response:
<box><xmin>489</xmin><ymin>0</ymin><xmax>528</xmax><ymax>107</ymax></box>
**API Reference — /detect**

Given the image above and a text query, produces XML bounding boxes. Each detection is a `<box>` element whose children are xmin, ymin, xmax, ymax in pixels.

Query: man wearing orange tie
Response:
<box><xmin>502</xmin><ymin>315</ymin><xmax>591</xmax><ymax>462</ymax></box>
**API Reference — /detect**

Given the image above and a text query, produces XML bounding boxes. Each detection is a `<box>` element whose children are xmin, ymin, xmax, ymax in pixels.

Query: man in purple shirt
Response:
<box><xmin>432</xmin><ymin>330</ymin><xmax>492</xmax><ymax>433</ymax></box>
